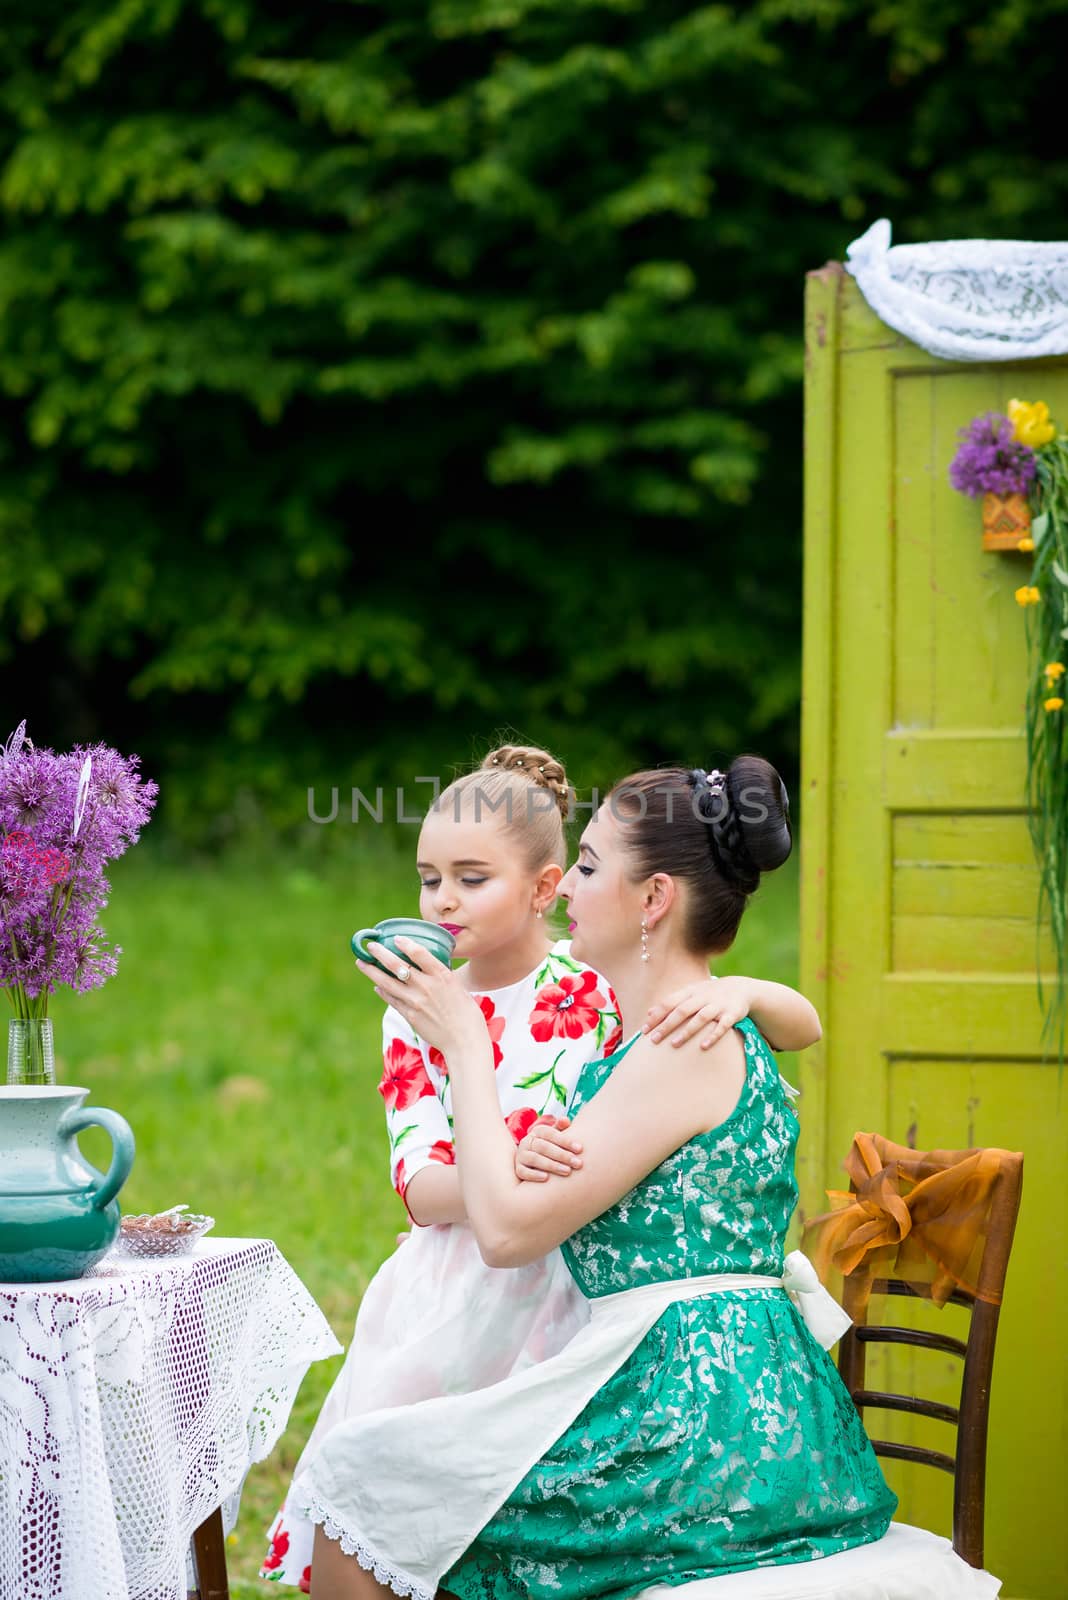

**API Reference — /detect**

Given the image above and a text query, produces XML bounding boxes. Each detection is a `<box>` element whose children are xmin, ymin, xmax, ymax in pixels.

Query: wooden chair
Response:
<box><xmin>834</xmin><ymin>1143</ymin><xmax>1024</xmax><ymax>1570</ymax></box>
<box><xmin>188</xmin><ymin>1508</ymin><xmax>229</xmax><ymax>1600</ymax></box>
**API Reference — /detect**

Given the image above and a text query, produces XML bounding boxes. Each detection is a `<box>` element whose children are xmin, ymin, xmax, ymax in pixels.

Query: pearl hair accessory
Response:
<box><xmin>689</xmin><ymin>767</ymin><xmax>727</xmax><ymax>805</ymax></box>
<box><xmin>489</xmin><ymin>754</ymin><xmax>549</xmax><ymax>775</ymax></box>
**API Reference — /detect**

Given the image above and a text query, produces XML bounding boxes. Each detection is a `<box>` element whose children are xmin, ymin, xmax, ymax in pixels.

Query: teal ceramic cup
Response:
<box><xmin>351</xmin><ymin>917</ymin><xmax>456</xmax><ymax>974</ymax></box>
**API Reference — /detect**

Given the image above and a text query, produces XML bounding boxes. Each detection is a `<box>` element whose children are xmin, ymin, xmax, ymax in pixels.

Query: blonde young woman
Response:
<box><xmin>301</xmin><ymin>757</ymin><xmax>996</xmax><ymax>1600</ymax></box>
<box><xmin>262</xmin><ymin>747</ymin><xmax>822</xmax><ymax>1592</ymax></box>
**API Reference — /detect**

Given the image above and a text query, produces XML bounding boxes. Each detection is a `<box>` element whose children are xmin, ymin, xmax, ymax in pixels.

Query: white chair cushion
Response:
<box><xmin>634</xmin><ymin>1524</ymin><xmax>1002</xmax><ymax>1599</ymax></box>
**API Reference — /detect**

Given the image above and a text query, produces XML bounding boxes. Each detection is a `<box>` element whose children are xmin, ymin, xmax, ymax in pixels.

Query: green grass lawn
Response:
<box><xmin>47</xmin><ymin>833</ymin><xmax>800</xmax><ymax>1596</ymax></box>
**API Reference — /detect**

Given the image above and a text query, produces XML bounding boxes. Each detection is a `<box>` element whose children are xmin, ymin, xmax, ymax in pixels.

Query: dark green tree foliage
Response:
<box><xmin>2</xmin><ymin>0</ymin><xmax>1067</xmax><ymax>831</ymax></box>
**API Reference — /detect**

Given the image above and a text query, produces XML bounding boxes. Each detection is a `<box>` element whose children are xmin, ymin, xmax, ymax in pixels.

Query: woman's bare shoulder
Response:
<box><xmin>613</xmin><ymin>1025</ymin><xmax>746</xmax><ymax>1133</ymax></box>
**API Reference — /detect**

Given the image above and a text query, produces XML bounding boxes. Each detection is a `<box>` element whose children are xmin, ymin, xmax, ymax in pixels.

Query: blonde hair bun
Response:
<box><xmin>480</xmin><ymin>744</ymin><xmax>571</xmax><ymax>821</ymax></box>
<box><xmin>434</xmin><ymin>742</ymin><xmax>572</xmax><ymax>871</ymax></box>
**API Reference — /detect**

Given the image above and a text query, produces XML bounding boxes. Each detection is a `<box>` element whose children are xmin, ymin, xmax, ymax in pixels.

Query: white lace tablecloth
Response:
<box><xmin>846</xmin><ymin>217</ymin><xmax>1068</xmax><ymax>361</ymax></box>
<box><xmin>0</xmin><ymin>1236</ymin><xmax>342</xmax><ymax>1600</ymax></box>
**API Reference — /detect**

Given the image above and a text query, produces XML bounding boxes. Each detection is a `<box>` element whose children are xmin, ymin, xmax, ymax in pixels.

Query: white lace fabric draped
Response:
<box><xmin>846</xmin><ymin>218</ymin><xmax>1068</xmax><ymax>362</ymax></box>
<box><xmin>0</xmin><ymin>1236</ymin><xmax>341</xmax><ymax>1600</ymax></box>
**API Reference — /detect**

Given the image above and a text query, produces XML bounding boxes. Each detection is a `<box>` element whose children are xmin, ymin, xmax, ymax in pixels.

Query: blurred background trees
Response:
<box><xmin>3</xmin><ymin>0</ymin><xmax>1067</xmax><ymax>837</ymax></box>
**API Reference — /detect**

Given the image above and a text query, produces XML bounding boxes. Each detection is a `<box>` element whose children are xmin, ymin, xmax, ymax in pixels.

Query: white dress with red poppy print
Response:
<box><xmin>260</xmin><ymin>941</ymin><xmax>620</xmax><ymax>1590</ymax></box>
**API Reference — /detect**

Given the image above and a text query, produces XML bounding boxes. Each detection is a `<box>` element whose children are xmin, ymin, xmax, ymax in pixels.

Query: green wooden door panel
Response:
<box><xmin>802</xmin><ymin>264</ymin><xmax>1067</xmax><ymax>1599</ymax></box>
<box><xmin>892</xmin><ymin>913</ymin><xmax>1053</xmax><ymax>974</ymax></box>
<box><xmin>881</xmin><ymin>975</ymin><xmax>1047</xmax><ymax>1056</ymax></box>
<box><xmin>894</xmin><ymin>861</ymin><xmax>1037</xmax><ymax>920</ymax></box>
<box><xmin>884</xmin><ymin>732</ymin><xmax>1027</xmax><ymax>810</ymax></box>
<box><xmin>894</xmin><ymin>813</ymin><xmax>1037</xmax><ymax>866</ymax></box>
<box><xmin>893</xmin><ymin>370</ymin><xmax>1038</xmax><ymax>731</ymax></box>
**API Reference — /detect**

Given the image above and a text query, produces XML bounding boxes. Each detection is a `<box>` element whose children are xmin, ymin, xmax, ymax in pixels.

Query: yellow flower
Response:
<box><xmin>1015</xmin><ymin>585</ymin><xmax>1041</xmax><ymax>606</ymax></box>
<box><xmin>1008</xmin><ymin>398</ymin><xmax>1056</xmax><ymax>448</ymax></box>
<box><xmin>1017</xmin><ymin>537</ymin><xmax>1035</xmax><ymax>552</ymax></box>
<box><xmin>1045</xmin><ymin>662</ymin><xmax>1066</xmax><ymax>681</ymax></box>
<box><xmin>1044</xmin><ymin>697</ymin><xmax>1064</xmax><ymax>712</ymax></box>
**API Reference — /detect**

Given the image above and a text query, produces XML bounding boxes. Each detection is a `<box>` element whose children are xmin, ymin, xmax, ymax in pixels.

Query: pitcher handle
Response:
<box><xmin>59</xmin><ymin>1106</ymin><xmax>136</xmax><ymax>1212</ymax></box>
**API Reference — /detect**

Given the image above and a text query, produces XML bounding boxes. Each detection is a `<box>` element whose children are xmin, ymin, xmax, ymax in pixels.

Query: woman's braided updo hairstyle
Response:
<box><xmin>608</xmin><ymin>755</ymin><xmax>792</xmax><ymax>954</ymax></box>
<box><xmin>435</xmin><ymin>744</ymin><xmax>571</xmax><ymax>871</ymax></box>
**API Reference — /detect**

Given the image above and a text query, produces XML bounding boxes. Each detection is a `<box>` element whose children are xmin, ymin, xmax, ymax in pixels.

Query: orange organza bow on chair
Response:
<box><xmin>804</xmin><ymin>1132</ymin><xmax>1023</xmax><ymax>1312</ymax></box>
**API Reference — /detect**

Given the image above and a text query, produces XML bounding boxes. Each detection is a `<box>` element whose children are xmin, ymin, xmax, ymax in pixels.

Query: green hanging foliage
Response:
<box><xmin>1026</xmin><ymin>434</ymin><xmax>1068</xmax><ymax>1061</ymax></box>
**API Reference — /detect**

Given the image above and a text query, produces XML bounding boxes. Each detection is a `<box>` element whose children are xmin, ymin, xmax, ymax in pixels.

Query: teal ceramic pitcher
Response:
<box><xmin>0</xmin><ymin>1086</ymin><xmax>136</xmax><ymax>1282</ymax></box>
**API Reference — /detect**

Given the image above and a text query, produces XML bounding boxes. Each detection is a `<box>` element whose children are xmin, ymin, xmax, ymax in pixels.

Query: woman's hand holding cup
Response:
<box><xmin>355</xmin><ymin>937</ymin><xmax>484</xmax><ymax>1056</ymax></box>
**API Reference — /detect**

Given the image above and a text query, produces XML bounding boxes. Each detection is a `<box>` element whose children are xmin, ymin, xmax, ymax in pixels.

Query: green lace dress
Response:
<box><xmin>442</xmin><ymin>1019</ymin><xmax>897</xmax><ymax>1600</ymax></box>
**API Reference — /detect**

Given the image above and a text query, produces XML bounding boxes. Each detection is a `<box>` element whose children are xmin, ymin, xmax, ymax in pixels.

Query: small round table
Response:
<box><xmin>0</xmin><ymin>1235</ymin><xmax>341</xmax><ymax>1600</ymax></box>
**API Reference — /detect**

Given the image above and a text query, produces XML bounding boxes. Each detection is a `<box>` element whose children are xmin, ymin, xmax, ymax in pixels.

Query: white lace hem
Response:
<box><xmin>296</xmin><ymin>1491</ymin><xmax>436</xmax><ymax>1600</ymax></box>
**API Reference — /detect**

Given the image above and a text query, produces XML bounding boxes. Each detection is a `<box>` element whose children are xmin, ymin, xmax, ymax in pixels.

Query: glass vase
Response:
<box><xmin>7</xmin><ymin>1019</ymin><xmax>56</xmax><ymax>1086</ymax></box>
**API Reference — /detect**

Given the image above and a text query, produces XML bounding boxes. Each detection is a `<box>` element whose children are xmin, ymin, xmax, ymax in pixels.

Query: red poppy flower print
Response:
<box><xmin>529</xmin><ymin>970</ymin><xmax>606</xmax><ymax>1042</ymax></box>
<box><xmin>394</xmin><ymin>1156</ymin><xmax>408</xmax><ymax>1199</ymax></box>
<box><xmin>505</xmin><ymin>1106</ymin><xmax>540</xmax><ymax>1144</ymax></box>
<box><xmin>299</xmin><ymin>1566</ymin><xmax>312</xmax><ymax>1594</ymax></box>
<box><xmin>262</xmin><ymin>1525</ymin><xmax>289</xmax><ymax>1571</ymax></box>
<box><xmin>601</xmin><ymin>1024</ymin><xmax>623</xmax><ymax>1058</ymax></box>
<box><xmin>476</xmin><ymin>995</ymin><xmax>506</xmax><ymax>1067</ymax></box>
<box><xmin>428</xmin><ymin>1139</ymin><xmax>456</xmax><ymax>1166</ymax></box>
<box><xmin>428</xmin><ymin>1046</ymin><xmax>448</xmax><ymax>1078</ymax></box>
<box><xmin>378</xmin><ymin>1038</ymin><xmax>436</xmax><ymax>1111</ymax></box>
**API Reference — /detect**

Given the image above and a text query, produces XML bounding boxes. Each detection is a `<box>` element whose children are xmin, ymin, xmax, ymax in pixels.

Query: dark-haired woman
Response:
<box><xmin>304</xmin><ymin>761</ymin><xmax>995</xmax><ymax>1600</ymax></box>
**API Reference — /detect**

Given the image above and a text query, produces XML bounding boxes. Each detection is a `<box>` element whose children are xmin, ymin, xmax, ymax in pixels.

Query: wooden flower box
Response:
<box><xmin>981</xmin><ymin>490</ymin><xmax>1031</xmax><ymax>551</ymax></box>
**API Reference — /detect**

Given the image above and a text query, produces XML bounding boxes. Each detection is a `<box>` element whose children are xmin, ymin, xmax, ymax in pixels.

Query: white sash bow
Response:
<box><xmin>589</xmin><ymin>1252</ymin><xmax>851</xmax><ymax>1351</ymax></box>
<box><xmin>781</xmin><ymin>1248</ymin><xmax>854</xmax><ymax>1348</ymax></box>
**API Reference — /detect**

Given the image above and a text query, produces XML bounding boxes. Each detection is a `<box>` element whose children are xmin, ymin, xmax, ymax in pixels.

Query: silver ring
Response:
<box><xmin>395</xmin><ymin>965</ymin><xmax>411</xmax><ymax>984</ymax></box>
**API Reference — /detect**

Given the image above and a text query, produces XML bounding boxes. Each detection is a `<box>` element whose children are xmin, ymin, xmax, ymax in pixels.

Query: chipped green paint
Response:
<box><xmin>801</xmin><ymin>266</ymin><xmax>1068</xmax><ymax>1600</ymax></box>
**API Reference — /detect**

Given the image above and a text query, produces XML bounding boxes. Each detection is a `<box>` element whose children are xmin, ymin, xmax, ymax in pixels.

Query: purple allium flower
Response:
<box><xmin>949</xmin><ymin>412</ymin><xmax>1038</xmax><ymax>499</ymax></box>
<box><xmin>0</xmin><ymin>728</ymin><xmax>157</xmax><ymax>1011</ymax></box>
<box><xmin>0</xmin><ymin>747</ymin><xmax>64</xmax><ymax>834</ymax></box>
<box><xmin>0</xmin><ymin>832</ymin><xmax>63</xmax><ymax>922</ymax></box>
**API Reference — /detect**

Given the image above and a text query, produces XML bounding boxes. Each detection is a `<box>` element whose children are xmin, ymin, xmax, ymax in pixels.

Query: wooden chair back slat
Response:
<box><xmin>855</xmin><ymin>1325</ymin><xmax>968</xmax><ymax>1359</ymax></box>
<box><xmin>832</xmin><ymin>1140</ymin><xmax>1023</xmax><ymax>1570</ymax></box>
<box><xmin>870</xmin><ymin>1440</ymin><xmax>956</xmax><ymax>1474</ymax></box>
<box><xmin>851</xmin><ymin>1389</ymin><xmax>960</xmax><ymax>1426</ymax></box>
<box><xmin>876</xmin><ymin>1280</ymin><xmax>976</xmax><ymax>1311</ymax></box>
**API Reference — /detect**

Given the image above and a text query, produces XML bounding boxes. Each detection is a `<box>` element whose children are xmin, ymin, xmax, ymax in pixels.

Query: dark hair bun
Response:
<box><xmin>607</xmin><ymin>755</ymin><xmax>789</xmax><ymax>958</ymax></box>
<box><xmin>726</xmin><ymin>754</ymin><xmax>792</xmax><ymax>877</ymax></box>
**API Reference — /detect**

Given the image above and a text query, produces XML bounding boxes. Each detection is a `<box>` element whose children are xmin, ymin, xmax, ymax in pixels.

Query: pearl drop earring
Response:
<box><xmin>640</xmin><ymin>918</ymin><xmax>650</xmax><ymax>962</ymax></box>
<box><xmin>536</xmin><ymin>908</ymin><xmax>543</xmax><ymax>920</ymax></box>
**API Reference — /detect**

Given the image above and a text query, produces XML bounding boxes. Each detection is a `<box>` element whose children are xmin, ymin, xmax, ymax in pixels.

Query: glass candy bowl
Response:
<box><xmin>113</xmin><ymin>1207</ymin><xmax>214</xmax><ymax>1258</ymax></box>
